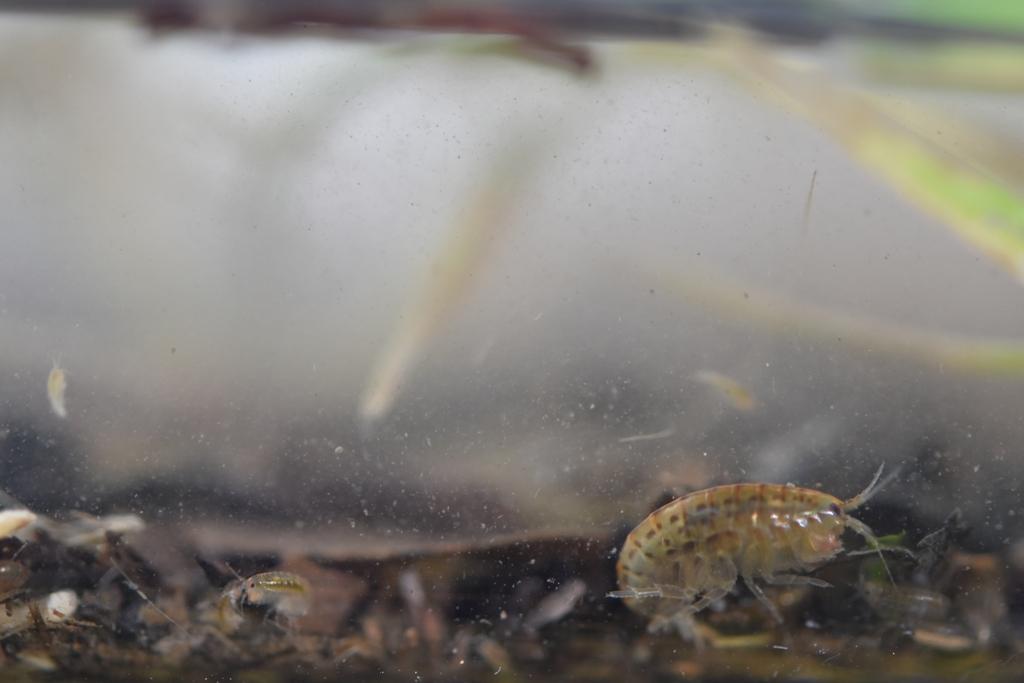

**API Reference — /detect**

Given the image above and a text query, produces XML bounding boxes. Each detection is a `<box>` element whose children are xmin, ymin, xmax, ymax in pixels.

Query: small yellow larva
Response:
<box><xmin>610</xmin><ymin>465</ymin><xmax>894</xmax><ymax>631</ymax></box>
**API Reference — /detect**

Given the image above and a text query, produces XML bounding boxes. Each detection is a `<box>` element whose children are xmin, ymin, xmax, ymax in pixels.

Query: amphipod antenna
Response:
<box><xmin>845</xmin><ymin>516</ymin><xmax>895</xmax><ymax>585</ymax></box>
<box><xmin>842</xmin><ymin>463</ymin><xmax>901</xmax><ymax>512</ymax></box>
<box><xmin>841</xmin><ymin>463</ymin><xmax>904</xmax><ymax>586</ymax></box>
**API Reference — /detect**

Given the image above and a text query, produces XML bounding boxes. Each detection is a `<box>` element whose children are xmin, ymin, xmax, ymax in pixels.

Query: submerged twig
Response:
<box><xmin>800</xmin><ymin>169</ymin><xmax>817</xmax><ymax>236</ymax></box>
<box><xmin>108</xmin><ymin>556</ymin><xmax>184</xmax><ymax>631</ymax></box>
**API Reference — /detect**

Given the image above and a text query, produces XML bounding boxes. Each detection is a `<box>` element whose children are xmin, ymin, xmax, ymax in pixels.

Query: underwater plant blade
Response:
<box><xmin>712</xmin><ymin>35</ymin><xmax>1024</xmax><ymax>283</ymax></box>
<box><xmin>358</xmin><ymin>138</ymin><xmax>546</xmax><ymax>426</ymax></box>
<box><xmin>860</xmin><ymin>42</ymin><xmax>1024</xmax><ymax>93</ymax></box>
<box><xmin>638</xmin><ymin>260</ymin><xmax>1024</xmax><ymax>377</ymax></box>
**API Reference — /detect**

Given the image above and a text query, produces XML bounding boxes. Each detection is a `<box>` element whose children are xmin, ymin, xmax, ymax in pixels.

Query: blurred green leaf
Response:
<box><xmin>859</xmin><ymin>129</ymin><xmax>1024</xmax><ymax>281</ymax></box>
<box><xmin>875</xmin><ymin>531</ymin><xmax>908</xmax><ymax>547</ymax></box>
<box><xmin>712</xmin><ymin>33</ymin><xmax>1024</xmax><ymax>283</ymax></box>
<box><xmin>872</xmin><ymin>0</ymin><xmax>1024</xmax><ymax>33</ymax></box>
<box><xmin>641</xmin><ymin>261</ymin><xmax>1024</xmax><ymax>377</ymax></box>
<box><xmin>861</xmin><ymin>43</ymin><xmax>1024</xmax><ymax>92</ymax></box>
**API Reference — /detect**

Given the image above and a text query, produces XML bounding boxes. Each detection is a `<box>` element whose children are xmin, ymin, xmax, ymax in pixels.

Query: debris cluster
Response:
<box><xmin>0</xmin><ymin>501</ymin><xmax>1020</xmax><ymax>682</ymax></box>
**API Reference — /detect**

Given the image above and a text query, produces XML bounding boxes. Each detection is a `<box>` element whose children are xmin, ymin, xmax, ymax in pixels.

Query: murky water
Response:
<box><xmin>1</xmin><ymin>9</ymin><xmax>1023</xmax><ymax>681</ymax></box>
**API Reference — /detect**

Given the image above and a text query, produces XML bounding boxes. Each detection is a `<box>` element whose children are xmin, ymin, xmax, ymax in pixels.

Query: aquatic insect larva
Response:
<box><xmin>610</xmin><ymin>465</ymin><xmax>895</xmax><ymax>630</ymax></box>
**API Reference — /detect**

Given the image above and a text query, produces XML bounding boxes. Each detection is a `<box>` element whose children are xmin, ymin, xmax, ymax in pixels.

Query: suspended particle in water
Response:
<box><xmin>46</xmin><ymin>361</ymin><xmax>68</xmax><ymax>419</ymax></box>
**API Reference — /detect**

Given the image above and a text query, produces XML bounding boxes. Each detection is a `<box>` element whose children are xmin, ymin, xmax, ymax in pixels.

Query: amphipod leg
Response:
<box><xmin>648</xmin><ymin>610</ymin><xmax>699</xmax><ymax>642</ymax></box>
<box><xmin>742</xmin><ymin>575</ymin><xmax>783</xmax><ymax>623</ymax></box>
<box><xmin>845</xmin><ymin>546</ymin><xmax>916</xmax><ymax>560</ymax></box>
<box><xmin>686</xmin><ymin>587</ymin><xmax>730</xmax><ymax>614</ymax></box>
<box><xmin>844</xmin><ymin>516</ymin><xmax>916</xmax><ymax>584</ymax></box>
<box><xmin>608</xmin><ymin>587</ymin><xmax>659</xmax><ymax>599</ymax></box>
<box><xmin>608</xmin><ymin>585</ymin><xmax>690</xmax><ymax>600</ymax></box>
<box><xmin>649</xmin><ymin>608</ymin><xmax>717</xmax><ymax>649</ymax></box>
<box><xmin>657</xmin><ymin>584</ymin><xmax>692</xmax><ymax>601</ymax></box>
<box><xmin>671</xmin><ymin>612</ymin><xmax>713</xmax><ymax>650</ymax></box>
<box><xmin>762</xmin><ymin>574</ymin><xmax>832</xmax><ymax>588</ymax></box>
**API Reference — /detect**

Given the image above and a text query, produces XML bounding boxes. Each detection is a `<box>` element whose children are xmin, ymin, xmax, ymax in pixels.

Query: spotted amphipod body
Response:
<box><xmin>610</xmin><ymin>465</ymin><xmax>894</xmax><ymax>630</ymax></box>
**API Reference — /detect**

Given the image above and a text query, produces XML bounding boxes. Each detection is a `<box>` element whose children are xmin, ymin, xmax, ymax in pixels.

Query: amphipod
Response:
<box><xmin>610</xmin><ymin>465</ymin><xmax>894</xmax><ymax>631</ymax></box>
<box><xmin>219</xmin><ymin>571</ymin><xmax>311</xmax><ymax>630</ymax></box>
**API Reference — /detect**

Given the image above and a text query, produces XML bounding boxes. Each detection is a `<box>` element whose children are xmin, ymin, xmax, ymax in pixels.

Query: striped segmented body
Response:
<box><xmin>612</xmin><ymin>467</ymin><xmax>889</xmax><ymax>627</ymax></box>
<box><xmin>219</xmin><ymin>571</ymin><xmax>311</xmax><ymax>630</ymax></box>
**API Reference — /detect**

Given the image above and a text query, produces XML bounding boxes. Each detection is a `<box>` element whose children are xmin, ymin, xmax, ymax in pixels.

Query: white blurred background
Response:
<box><xmin>2</xmin><ymin>14</ymin><xmax>1023</xmax><ymax>547</ymax></box>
